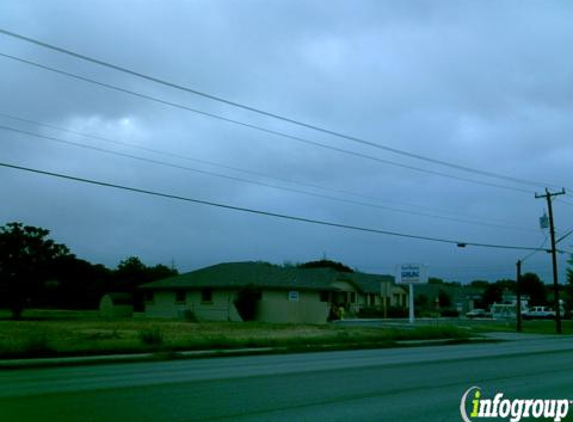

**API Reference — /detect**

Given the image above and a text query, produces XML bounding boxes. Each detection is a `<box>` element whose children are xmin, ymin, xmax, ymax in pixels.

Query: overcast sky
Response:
<box><xmin>0</xmin><ymin>1</ymin><xmax>572</xmax><ymax>283</ymax></box>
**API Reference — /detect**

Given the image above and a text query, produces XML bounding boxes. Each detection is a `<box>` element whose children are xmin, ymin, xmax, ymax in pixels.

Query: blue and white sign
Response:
<box><xmin>395</xmin><ymin>263</ymin><xmax>428</xmax><ymax>284</ymax></box>
<box><xmin>288</xmin><ymin>290</ymin><xmax>300</xmax><ymax>302</ymax></box>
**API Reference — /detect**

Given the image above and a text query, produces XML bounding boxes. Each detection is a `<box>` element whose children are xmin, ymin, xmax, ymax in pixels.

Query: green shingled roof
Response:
<box><xmin>348</xmin><ymin>272</ymin><xmax>394</xmax><ymax>294</ymax></box>
<box><xmin>140</xmin><ymin>261</ymin><xmax>395</xmax><ymax>292</ymax></box>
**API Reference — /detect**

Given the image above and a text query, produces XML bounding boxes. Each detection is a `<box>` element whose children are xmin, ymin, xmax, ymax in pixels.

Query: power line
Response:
<box><xmin>557</xmin><ymin>198</ymin><xmax>573</xmax><ymax>207</ymax></box>
<box><xmin>0</xmin><ymin>51</ymin><xmax>535</xmax><ymax>195</ymax></box>
<box><xmin>519</xmin><ymin>233</ymin><xmax>549</xmax><ymax>262</ymax></box>
<box><xmin>0</xmin><ymin>111</ymin><xmax>536</xmax><ymax>229</ymax></box>
<box><xmin>1</xmin><ymin>124</ymin><xmax>537</xmax><ymax>232</ymax></box>
<box><xmin>0</xmin><ymin>27</ymin><xmax>559</xmax><ymax>190</ymax></box>
<box><xmin>0</xmin><ymin>160</ymin><xmax>548</xmax><ymax>251</ymax></box>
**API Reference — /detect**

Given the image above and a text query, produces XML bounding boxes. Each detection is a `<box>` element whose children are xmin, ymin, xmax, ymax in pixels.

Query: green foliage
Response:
<box><xmin>115</xmin><ymin>256</ymin><xmax>178</xmax><ymax>291</ymax></box>
<box><xmin>21</xmin><ymin>334</ymin><xmax>54</xmax><ymax>357</ymax></box>
<box><xmin>520</xmin><ymin>272</ymin><xmax>547</xmax><ymax>306</ymax></box>
<box><xmin>415</xmin><ymin>293</ymin><xmax>429</xmax><ymax>308</ymax></box>
<box><xmin>115</xmin><ymin>257</ymin><xmax>178</xmax><ymax>311</ymax></box>
<box><xmin>428</xmin><ymin>277</ymin><xmax>445</xmax><ymax>285</ymax></box>
<box><xmin>482</xmin><ymin>283</ymin><xmax>503</xmax><ymax>307</ymax></box>
<box><xmin>470</xmin><ymin>280</ymin><xmax>490</xmax><ymax>289</ymax></box>
<box><xmin>0</xmin><ymin>222</ymin><xmax>180</xmax><ymax>314</ymax></box>
<box><xmin>184</xmin><ymin>310</ymin><xmax>197</xmax><ymax>322</ymax></box>
<box><xmin>139</xmin><ymin>328</ymin><xmax>164</xmax><ymax>348</ymax></box>
<box><xmin>0</xmin><ymin>222</ymin><xmax>71</xmax><ymax>319</ymax></box>
<box><xmin>437</xmin><ymin>289</ymin><xmax>451</xmax><ymax>308</ymax></box>
<box><xmin>234</xmin><ymin>285</ymin><xmax>261</xmax><ymax>321</ymax></box>
<box><xmin>297</xmin><ymin>259</ymin><xmax>354</xmax><ymax>273</ymax></box>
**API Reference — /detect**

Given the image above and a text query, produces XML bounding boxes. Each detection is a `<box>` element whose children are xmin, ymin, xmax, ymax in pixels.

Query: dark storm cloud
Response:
<box><xmin>0</xmin><ymin>1</ymin><xmax>572</xmax><ymax>282</ymax></box>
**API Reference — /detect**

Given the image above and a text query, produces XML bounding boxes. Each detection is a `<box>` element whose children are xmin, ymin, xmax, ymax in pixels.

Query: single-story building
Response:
<box><xmin>348</xmin><ymin>272</ymin><xmax>408</xmax><ymax>311</ymax></box>
<box><xmin>140</xmin><ymin>261</ymin><xmax>404</xmax><ymax>324</ymax></box>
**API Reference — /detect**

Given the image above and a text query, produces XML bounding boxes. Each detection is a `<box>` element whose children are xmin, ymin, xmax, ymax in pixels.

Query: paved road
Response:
<box><xmin>2</xmin><ymin>337</ymin><xmax>573</xmax><ymax>421</ymax></box>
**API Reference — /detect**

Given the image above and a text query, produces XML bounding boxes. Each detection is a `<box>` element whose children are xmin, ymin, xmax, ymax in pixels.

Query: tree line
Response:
<box><xmin>0</xmin><ymin>222</ymin><xmax>177</xmax><ymax>319</ymax></box>
<box><xmin>1</xmin><ymin>221</ymin><xmax>572</xmax><ymax>319</ymax></box>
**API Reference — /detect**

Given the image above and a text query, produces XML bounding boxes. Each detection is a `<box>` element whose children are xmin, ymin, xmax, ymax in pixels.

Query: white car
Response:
<box><xmin>522</xmin><ymin>306</ymin><xmax>556</xmax><ymax>320</ymax></box>
<box><xmin>466</xmin><ymin>309</ymin><xmax>488</xmax><ymax>318</ymax></box>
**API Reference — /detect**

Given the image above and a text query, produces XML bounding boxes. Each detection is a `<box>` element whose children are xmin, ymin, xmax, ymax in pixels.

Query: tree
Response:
<box><xmin>298</xmin><ymin>259</ymin><xmax>354</xmax><ymax>273</ymax></box>
<box><xmin>147</xmin><ymin>263</ymin><xmax>178</xmax><ymax>282</ymax></box>
<box><xmin>114</xmin><ymin>257</ymin><xmax>178</xmax><ymax>292</ymax></box>
<box><xmin>482</xmin><ymin>284</ymin><xmax>503</xmax><ymax>308</ymax></box>
<box><xmin>437</xmin><ymin>289</ymin><xmax>451</xmax><ymax>308</ymax></box>
<box><xmin>0</xmin><ymin>222</ymin><xmax>70</xmax><ymax>319</ymax></box>
<box><xmin>415</xmin><ymin>293</ymin><xmax>429</xmax><ymax>308</ymax></box>
<box><xmin>520</xmin><ymin>272</ymin><xmax>547</xmax><ymax>306</ymax></box>
<box><xmin>470</xmin><ymin>280</ymin><xmax>490</xmax><ymax>289</ymax></box>
<box><xmin>50</xmin><ymin>255</ymin><xmax>112</xmax><ymax>309</ymax></box>
<box><xmin>114</xmin><ymin>256</ymin><xmax>148</xmax><ymax>292</ymax></box>
<box><xmin>428</xmin><ymin>277</ymin><xmax>445</xmax><ymax>285</ymax></box>
<box><xmin>234</xmin><ymin>285</ymin><xmax>261</xmax><ymax>321</ymax></box>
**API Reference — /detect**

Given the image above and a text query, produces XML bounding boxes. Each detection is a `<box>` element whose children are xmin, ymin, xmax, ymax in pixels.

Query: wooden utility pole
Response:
<box><xmin>535</xmin><ymin>188</ymin><xmax>566</xmax><ymax>334</ymax></box>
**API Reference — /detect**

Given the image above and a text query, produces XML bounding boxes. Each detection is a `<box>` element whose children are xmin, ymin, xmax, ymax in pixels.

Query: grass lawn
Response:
<box><xmin>0</xmin><ymin>309</ymin><xmax>471</xmax><ymax>359</ymax></box>
<box><xmin>470</xmin><ymin>318</ymin><xmax>573</xmax><ymax>335</ymax></box>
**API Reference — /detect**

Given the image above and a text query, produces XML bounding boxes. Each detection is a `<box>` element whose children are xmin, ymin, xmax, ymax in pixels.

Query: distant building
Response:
<box><xmin>413</xmin><ymin>283</ymin><xmax>485</xmax><ymax>314</ymax></box>
<box><xmin>139</xmin><ymin>261</ymin><xmax>406</xmax><ymax>324</ymax></box>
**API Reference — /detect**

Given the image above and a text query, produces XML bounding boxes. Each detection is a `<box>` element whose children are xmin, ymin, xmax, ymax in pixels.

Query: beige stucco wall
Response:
<box><xmin>257</xmin><ymin>290</ymin><xmax>329</xmax><ymax>324</ymax></box>
<box><xmin>144</xmin><ymin>290</ymin><xmax>242</xmax><ymax>321</ymax></box>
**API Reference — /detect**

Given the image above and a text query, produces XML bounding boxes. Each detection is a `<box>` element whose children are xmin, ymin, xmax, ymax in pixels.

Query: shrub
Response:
<box><xmin>21</xmin><ymin>334</ymin><xmax>54</xmax><ymax>357</ymax></box>
<box><xmin>440</xmin><ymin>309</ymin><xmax>460</xmax><ymax>318</ymax></box>
<box><xmin>139</xmin><ymin>328</ymin><xmax>163</xmax><ymax>348</ymax></box>
<box><xmin>234</xmin><ymin>285</ymin><xmax>261</xmax><ymax>321</ymax></box>
<box><xmin>184</xmin><ymin>310</ymin><xmax>197</xmax><ymax>322</ymax></box>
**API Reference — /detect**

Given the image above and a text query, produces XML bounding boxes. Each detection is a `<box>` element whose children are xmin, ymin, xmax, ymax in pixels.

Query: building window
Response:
<box><xmin>175</xmin><ymin>291</ymin><xmax>186</xmax><ymax>303</ymax></box>
<box><xmin>350</xmin><ymin>292</ymin><xmax>357</xmax><ymax>303</ymax></box>
<box><xmin>143</xmin><ymin>291</ymin><xmax>154</xmax><ymax>303</ymax></box>
<box><xmin>201</xmin><ymin>289</ymin><xmax>213</xmax><ymax>304</ymax></box>
<box><xmin>319</xmin><ymin>291</ymin><xmax>329</xmax><ymax>302</ymax></box>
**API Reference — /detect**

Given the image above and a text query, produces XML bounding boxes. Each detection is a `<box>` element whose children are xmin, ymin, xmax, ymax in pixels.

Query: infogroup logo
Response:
<box><xmin>460</xmin><ymin>386</ymin><xmax>571</xmax><ymax>422</ymax></box>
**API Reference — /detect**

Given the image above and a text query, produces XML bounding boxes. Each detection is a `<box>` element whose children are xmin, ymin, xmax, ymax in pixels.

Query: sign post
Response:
<box><xmin>396</xmin><ymin>263</ymin><xmax>428</xmax><ymax>324</ymax></box>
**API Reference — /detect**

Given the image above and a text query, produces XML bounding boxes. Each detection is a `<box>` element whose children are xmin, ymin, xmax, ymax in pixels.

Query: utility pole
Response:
<box><xmin>516</xmin><ymin>259</ymin><xmax>522</xmax><ymax>332</ymax></box>
<box><xmin>535</xmin><ymin>188</ymin><xmax>566</xmax><ymax>334</ymax></box>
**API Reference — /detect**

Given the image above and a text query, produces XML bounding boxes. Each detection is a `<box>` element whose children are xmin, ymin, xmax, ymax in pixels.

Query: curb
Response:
<box><xmin>0</xmin><ymin>338</ymin><xmax>491</xmax><ymax>370</ymax></box>
<box><xmin>0</xmin><ymin>347</ymin><xmax>280</xmax><ymax>370</ymax></box>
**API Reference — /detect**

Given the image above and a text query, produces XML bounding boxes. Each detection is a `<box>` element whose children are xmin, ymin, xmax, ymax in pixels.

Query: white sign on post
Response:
<box><xmin>288</xmin><ymin>291</ymin><xmax>299</xmax><ymax>302</ymax></box>
<box><xmin>395</xmin><ymin>263</ymin><xmax>428</xmax><ymax>285</ymax></box>
<box><xmin>395</xmin><ymin>263</ymin><xmax>428</xmax><ymax>324</ymax></box>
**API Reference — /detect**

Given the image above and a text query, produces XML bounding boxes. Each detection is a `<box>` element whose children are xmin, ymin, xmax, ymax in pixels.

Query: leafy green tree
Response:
<box><xmin>428</xmin><ymin>277</ymin><xmax>444</xmax><ymax>285</ymax></box>
<box><xmin>147</xmin><ymin>264</ymin><xmax>178</xmax><ymax>282</ymax></box>
<box><xmin>50</xmin><ymin>255</ymin><xmax>112</xmax><ymax>309</ymax></box>
<box><xmin>115</xmin><ymin>256</ymin><xmax>148</xmax><ymax>292</ymax></box>
<box><xmin>482</xmin><ymin>283</ymin><xmax>503</xmax><ymax>308</ymax></box>
<box><xmin>437</xmin><ymin>289</ymin><xmax>451</xmax><ymax>308</ymax></box>
<box><xmin>234</xmin><ymin>285</ymin><xmax>261</xmax><ymax>321</ymax></box>
<box><xmin>298</xmin><ymin>259</ymin><xmax>354</xmax><ymax>273</ymax></box>
<box><xmin>114</xmin><ymin>257</ymin><xmax>178</xmax><ymax>292</ymax></box>
<box><xmin>470</xmin><ymin>280</ymin><xmax>490</xmax><ymax>289</ymax></box>
<box><xmin>520</xmin><ymin>272</ymin><xmax>547</xmax><ymax>306</ymax></box>
<box><xmin>415</xmin><ymin>293</ymin><xmax>429</xmax><ymax>308</ymax></box>
<box><xmin>0</xmin><ymin>222</ymin><xmax>70</xmax><ymax>319</ymax></box>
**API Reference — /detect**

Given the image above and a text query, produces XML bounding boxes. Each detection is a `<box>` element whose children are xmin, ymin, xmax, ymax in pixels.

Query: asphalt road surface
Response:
<box><xmin>2</xmin><ymin>336</ymin><xmax>573</xmax><ymax>422</ymax></box>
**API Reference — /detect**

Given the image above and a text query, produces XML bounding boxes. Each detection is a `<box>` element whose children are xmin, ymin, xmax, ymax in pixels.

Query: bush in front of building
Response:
<box><xmin>234</xmin><ymin>285</ymin><xmax>261</xmax><ymax>322</ymax></box>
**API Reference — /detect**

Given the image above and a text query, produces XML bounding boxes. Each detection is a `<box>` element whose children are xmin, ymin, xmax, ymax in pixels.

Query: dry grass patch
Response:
<box><xmin>0</xmin><ymin>310</ymin><xmax>470</xmax><ymax>358</ymax></box>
